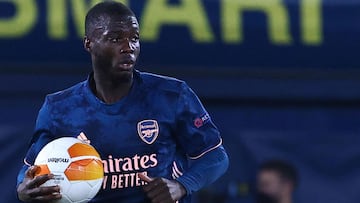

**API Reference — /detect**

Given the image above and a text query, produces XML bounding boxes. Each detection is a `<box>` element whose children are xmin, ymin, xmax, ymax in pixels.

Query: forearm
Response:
<box><xmin>176</xmin><ymin>146</ymin><xmax>229</xmax><ymax>195</ymax></box>
<box><xmin>17</xmin><ymin>165</ymin><xmax>29</xmax><ymax>188</ymax></box>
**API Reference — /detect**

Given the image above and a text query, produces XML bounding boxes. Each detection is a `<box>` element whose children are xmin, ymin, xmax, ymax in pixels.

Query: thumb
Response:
<box><xmin>25</xmin><ymin>165</ymin><xmax>40</xmax><ymax>178</ymax></box>
<box><xmin>138</xmin><ymin>172</ymin><xmax>154</xmax><ymax>183</ymax></box>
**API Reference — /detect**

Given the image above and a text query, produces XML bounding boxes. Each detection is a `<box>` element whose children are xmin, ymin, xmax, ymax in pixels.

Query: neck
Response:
<box><xmin>92</xmin><ymin>72</ymin><xmax>133</xmax><ymax>104</ymax></box>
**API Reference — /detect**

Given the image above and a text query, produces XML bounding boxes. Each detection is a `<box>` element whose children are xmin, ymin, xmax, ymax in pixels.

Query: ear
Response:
<box><xmin>83</xmin><ymin>36</ymin><xmax>91</xmax><ymax>52</ymax></box>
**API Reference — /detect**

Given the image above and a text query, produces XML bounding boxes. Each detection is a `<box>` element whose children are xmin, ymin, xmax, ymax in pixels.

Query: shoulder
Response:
<box><xmin>44</xmin><ymin>81</ymin><xmax>87</xmax><ymax>105</ymax></box>
<box><xmin>137</xmin><ymin>71</ymin><xmax>188</xmax><ymax>93</ymax></box>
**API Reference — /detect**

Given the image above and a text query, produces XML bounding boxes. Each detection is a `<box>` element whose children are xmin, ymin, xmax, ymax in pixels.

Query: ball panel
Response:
<box><xmin>85</xmin><ymin>178</ymin><xmax>104</xmax><ymax>188</ymax></box>
<box><xmin>68</xmin><ymin>143</ymin><xmax>100</xmax><ymax>158</ymax></box>
<box><xmin>43</xmin><ymin>150</ymin><xmax>71</xmax><ymax>173</ymax></box>
<box><xmin>34</xmin><ymin>164</ymin><xmax>50</xmax><ymax>176</ymax></box>
<box><xmin>66</xmin><ymin>181</ymin><xmax>97</xmax><ymax>203</ymax></box>
<box><xmin>39</xmin><ymin>172</ymin><xmax>67</xmax><ymax>188</ymax></box>
<box><xmin>65</xmin><ymin>159</ymin><xmax>103</xmax><ymax>181</ymax></box>
<box><xmin>51</xmin><ymin>137</ymin><xmax>82</xmax><ymax>150</ymax></box>
<box><xmin>58</xmin><ymin>193</ymin><xmax>72</xmax><ymax>203</ymax></box>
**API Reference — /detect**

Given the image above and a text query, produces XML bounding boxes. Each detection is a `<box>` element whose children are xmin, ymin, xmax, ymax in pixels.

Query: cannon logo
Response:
<box><xmin>137</xmin><ymin>120</ymin><xmax>159</xmax><ymax>144</ymax></box>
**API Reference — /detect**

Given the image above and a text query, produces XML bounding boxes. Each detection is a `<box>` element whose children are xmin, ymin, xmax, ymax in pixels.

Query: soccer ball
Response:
<box><xmin>34</xmin><ymin>137</ymin><xmax>104</xmax><ymax>203</ymax></box>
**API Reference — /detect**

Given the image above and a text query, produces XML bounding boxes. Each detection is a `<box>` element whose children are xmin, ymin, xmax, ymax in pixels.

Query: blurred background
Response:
<box><xmin>1</xmin><ymin>0</ymin><xmax>360</xmax><ymax>202</ymax></box>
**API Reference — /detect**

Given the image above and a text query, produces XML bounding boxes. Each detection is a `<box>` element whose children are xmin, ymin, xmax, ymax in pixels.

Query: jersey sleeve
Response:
<box><xmin>17</xmin><ymin>97</ymin><xmax>56</xmax><ymax>185</ymax></box>
<box><xmin>176</xmin><ymin>145</ymin><xmax>229</xmax><ymax>195</ymax></box>
<box><xmin>175</xmin><ymin>82</ymin><xmax>222</xmax><ymax>159</ymax></box>
<box><xmin>26</xmin><ymin>97</ymin><xmax>56</xmax><ymax>164</ymax></box>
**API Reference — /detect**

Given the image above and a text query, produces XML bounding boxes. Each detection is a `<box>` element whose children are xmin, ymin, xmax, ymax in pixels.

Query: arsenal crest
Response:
<box><xmin>137</xmin><ymin>120</ymin><xmax>159</xmax><ymax>144</ymax></box>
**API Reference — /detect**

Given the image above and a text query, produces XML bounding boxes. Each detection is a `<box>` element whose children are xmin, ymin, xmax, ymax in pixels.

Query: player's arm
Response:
<box><xmin>139</xmin><ymin>146</ymin><xmax>228</xmax><ymax>202</ymax></box>
<box><xmin>140</xmin><ymin>82</ymin><xmax>229</xmax><ymax>202</ymax></box>
<box><xmin>17</xmin><ymin>97</ymin><xmax>61</xmax><ymax>202</ymax></box>
<box><xmin>172</xmin><ymin>82</ymin><xmax>229</xmax><ymax>196</ymax></box>
<box><xmin>17</xmin><ymin>137</ymin><xmax>62</xmax><ymax>202</ymax></box>
<box><xmin>17</xmin><ymin>166</ymin><xmax>61</xmax><ymax>202</ymax></box>
<box><xmin>175</xmin><ymin>145</ymin><xmax>228</xmax><ymax>195</ymax></box>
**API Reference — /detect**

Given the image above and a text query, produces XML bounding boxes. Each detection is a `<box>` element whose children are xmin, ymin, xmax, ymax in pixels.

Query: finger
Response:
<box><xmin>32</xmin><ymin>192</ymin><xmax>62</xmax><ymax>202</ymax></box>
<box><xmin>143</xmin><ymin>178</ymin><xmax>167</xmax><ymax>193</ymax></box>
<box><xmin>27</xmin><ymin>174</ymin><xmax>54</xmax><ymax>189</ymax></box>
<box><xmin>29</xmin><ymin>185</ymin><xmax>61</xmax><ymax>198</ymax></box>
<box><xmin>146</xmin><ymin>183</ymin><xmax>169</xmax><ymax>200</ymax></box>
<box><xmin>138</xmin><ymin>172</ymin><xmax>153</xmax><ymax>183</ymax></box>
<box><xmin>152</xmin><ymin>192</ymin><xmax>173</xmax><ymax>203</ymax></box>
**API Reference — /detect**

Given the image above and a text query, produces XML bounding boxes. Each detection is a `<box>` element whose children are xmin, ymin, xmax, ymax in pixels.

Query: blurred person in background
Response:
<box><xmin>256</xmin><ymin>160</ymin><xmax>297</xmax><ymax>203</ymax></box>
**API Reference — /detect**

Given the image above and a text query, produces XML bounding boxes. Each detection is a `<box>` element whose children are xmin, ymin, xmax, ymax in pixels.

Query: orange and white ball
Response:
<box><xmin>34</xmin><ymin>137</ymin><xmax>104</xmax><ymax>203</ymax></box>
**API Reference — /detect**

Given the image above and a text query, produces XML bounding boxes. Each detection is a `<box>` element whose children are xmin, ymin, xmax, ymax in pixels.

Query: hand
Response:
<box><xmin>17</xmin><ymin>165</ymin><xmax>62</xmax><ymax>202</ymax></box>
<box><xmin>139</xmin><ymin>173</ymin><xmax>186</xmax><ymax>203</ymax></box>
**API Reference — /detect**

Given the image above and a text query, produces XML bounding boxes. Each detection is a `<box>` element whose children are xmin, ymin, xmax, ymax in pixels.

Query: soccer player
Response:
<box><xmin>256</xmin><ymin>160</ymin><xmax>298</xmax><ymax>203</ymax></box>
<box><xmin>16</xmin><ymin>1</ymin><xmax>229</xmax><ymax>202</ymax></box>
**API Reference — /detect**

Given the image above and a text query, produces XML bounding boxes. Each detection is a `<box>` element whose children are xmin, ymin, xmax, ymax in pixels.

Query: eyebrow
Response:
<box><xmin>106</xmin><ymin>29</ymin><xmax>139</xmax><ymax>34</ymax></box>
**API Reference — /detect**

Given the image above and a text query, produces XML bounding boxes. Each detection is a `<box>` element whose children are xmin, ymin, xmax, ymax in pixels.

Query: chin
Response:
<box><xmin>112</xmin><ymin>70</ymin><xmax>133</xmax><ymax>83</ymax></box>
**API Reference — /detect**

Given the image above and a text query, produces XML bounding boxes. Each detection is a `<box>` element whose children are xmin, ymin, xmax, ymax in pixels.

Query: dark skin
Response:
<box><xmin>17</xmin><ymin>14</ymin><xmax>186</xmax><ymax>203</ymax></box>
<box><xmin>139</xmin><ymin>173</ymin><xmax>186</xmax><ymax>203</ymax></box>
<box><xmin>17</xmin><ymin>166</ymin><xmax>61</xmax><ymax>202</ymax></box>
<box><xmin>84</xmin><ymin>15</ymin><xmax>140</xmax><ymax>103</ymax></box>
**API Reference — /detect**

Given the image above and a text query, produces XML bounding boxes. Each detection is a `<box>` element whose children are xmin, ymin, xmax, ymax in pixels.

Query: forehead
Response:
<box><xmin>100</xmin><ymin>15</ymin><xmax>139</xmax><ymax>34</ymax></box>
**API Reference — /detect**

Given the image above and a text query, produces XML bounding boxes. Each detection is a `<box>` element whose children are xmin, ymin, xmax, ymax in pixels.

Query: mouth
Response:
<box><xmin>116</xmin><ymin>59</ymin><xmax>135</xmax><ymax>71</ymax></box>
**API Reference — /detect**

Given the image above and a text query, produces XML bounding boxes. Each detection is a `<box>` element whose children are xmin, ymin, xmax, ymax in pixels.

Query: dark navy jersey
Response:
<box><xmin>18</xmin><ymin>70</ymin><xmax>223</xmax><ymax>203</ymax></box>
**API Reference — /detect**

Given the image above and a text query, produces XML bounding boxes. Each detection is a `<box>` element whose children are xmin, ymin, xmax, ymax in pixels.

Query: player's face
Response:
<box><xmin>87</xmin><ymin>15</ymin><xmax>140</xmax><ymax>82</ymax></box>
<box><xmin>257</xmin><ymin>170</ymin><xmax>288</xmax><ymax>201</ymax></box>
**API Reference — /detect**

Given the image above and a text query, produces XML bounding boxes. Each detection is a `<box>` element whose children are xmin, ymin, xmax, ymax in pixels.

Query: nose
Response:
<box><xmin>120</xmin><ymin>39</ymin><xmax>135</xmax><ymax>54</ymax></box>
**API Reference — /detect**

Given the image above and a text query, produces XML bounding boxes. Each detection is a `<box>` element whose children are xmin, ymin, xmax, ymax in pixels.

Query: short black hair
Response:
<box><xmin>259</xmin><ymin>160</ymin><xmax>298</xmax><ymax>187</ymax></box>
<box><xmin>85</xmin><ymin>1</ymin><xmax>135</xmax><ymax>36</ymax></box>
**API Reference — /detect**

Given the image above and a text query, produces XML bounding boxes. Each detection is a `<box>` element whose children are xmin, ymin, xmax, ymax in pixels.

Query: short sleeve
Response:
<box><xmin>175</xmin><ymin>82</ymin><xmax>222</xmax><ymax>159</ymax></box>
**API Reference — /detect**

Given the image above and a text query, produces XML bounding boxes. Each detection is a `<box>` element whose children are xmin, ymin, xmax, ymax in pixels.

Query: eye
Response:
<box><xmin>108</xmin><ymin>37</ymin><xmax>120</xmax><ymax>43</ymax></box>
<box><xmin>131</xmin><ymin>36</ymin><xmax>140</xmax><ymax>43</ymax></box>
